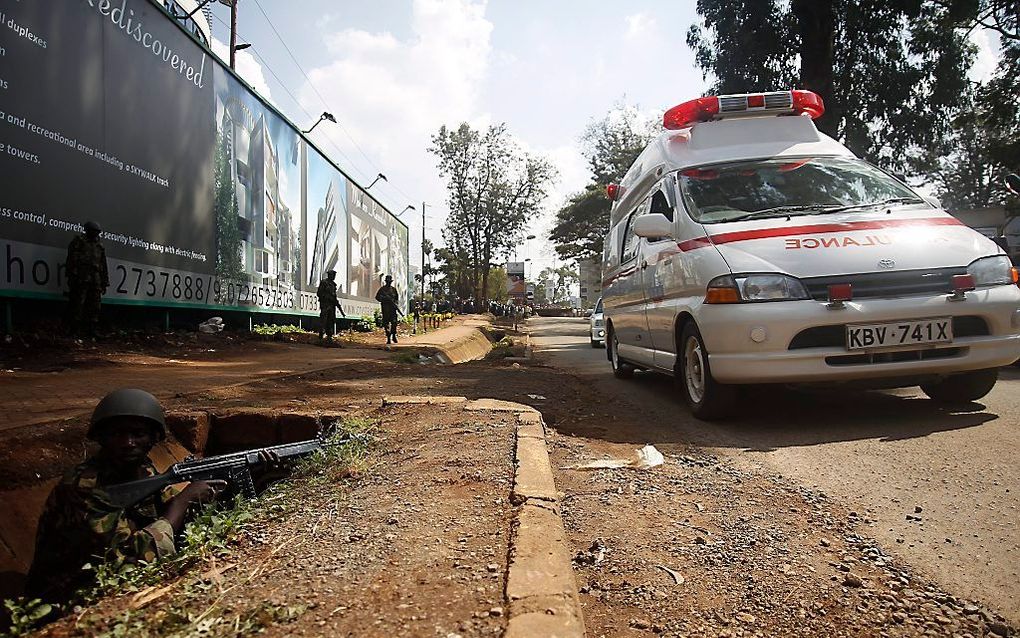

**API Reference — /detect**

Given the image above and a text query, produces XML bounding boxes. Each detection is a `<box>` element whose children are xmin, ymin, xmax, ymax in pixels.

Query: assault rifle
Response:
<box><xmin>103</xmin><ymin>434</ymin><xmax>363</xmax><ymax>509</ymax></box>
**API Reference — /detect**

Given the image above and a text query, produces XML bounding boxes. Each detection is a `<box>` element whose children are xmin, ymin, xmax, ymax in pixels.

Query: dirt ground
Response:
<box><xmin>34</xmin><ymin>401</ymin><xmax>515</xmax><ymax>638</ymax></box>
<box><xmin>5</xmin><ymin>322</ymin><xmax>1018</xmax><ymax>637</ymax></box>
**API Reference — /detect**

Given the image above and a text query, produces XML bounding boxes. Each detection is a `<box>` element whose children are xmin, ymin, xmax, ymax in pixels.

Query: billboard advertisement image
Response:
<box><xmin>0</xmin><ymin>0</ymin><xmax>406</xmax><ymax>318</ymax></box>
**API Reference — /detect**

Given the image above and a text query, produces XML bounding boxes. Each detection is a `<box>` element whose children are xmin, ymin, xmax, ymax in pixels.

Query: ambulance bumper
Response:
<box><xmin>701</xmin><ymin>285</ymin><xmax>1020</xmax><ymax>384</ymax></box>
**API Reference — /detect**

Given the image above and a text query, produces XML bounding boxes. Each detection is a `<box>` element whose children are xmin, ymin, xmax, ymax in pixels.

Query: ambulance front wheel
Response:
<box><xmin>920</xmin><ymin>368</ymin><xmax>998</xmax><ymax>403</ymax></box>
<box><xmin>678</xmin><ymin>322</ymin><xmax>736</xmax><ymax>420</ymax></box>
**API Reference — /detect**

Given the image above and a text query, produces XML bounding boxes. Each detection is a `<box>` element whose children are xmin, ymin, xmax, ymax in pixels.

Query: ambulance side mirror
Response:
<box><xmin>922</xmin><ymin>194</ymin><xmax>942</xmax><ymax>209</ymax></box>
<box><xmin>633</xmin><ymin>213</ymin><xmax>674</xmax><ymax>240</ymax></box>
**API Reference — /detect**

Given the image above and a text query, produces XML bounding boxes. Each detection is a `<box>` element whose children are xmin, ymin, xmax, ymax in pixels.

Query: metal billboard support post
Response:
<box><xmin>421</xmin><ymin>201</ymin><xmax>427</xmax><ymax>334</ymax></box>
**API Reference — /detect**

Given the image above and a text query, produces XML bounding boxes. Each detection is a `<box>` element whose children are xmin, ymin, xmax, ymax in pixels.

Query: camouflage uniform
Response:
<box><xmin>66</xmin><ymin>233</ymin><xmax>109</xmax><ymax>335</ymax></box>
<box><xmin>25</xmin><ymin>457</ymin><xmax>176</xmax><ymax>604</ymax></box>
<box><xmin>317</xmin><ymin>278</ymin><xmax>339</xmax><ymax>338</ymax></box>
<box><xmin>375</xmin><ymin>284</ymin><xmax>399</xmax><ymax>341</ymax></box>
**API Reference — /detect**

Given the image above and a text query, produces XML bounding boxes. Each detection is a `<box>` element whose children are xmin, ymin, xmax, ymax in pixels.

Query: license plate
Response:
<box><xmin>846</xmin><ymin>318</ymin><xmax>952</xmax><ymax>350</ymax></box>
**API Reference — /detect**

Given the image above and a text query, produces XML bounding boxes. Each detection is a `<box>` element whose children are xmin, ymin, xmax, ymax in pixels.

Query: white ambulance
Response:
<box><xmin>600</xmin><ymin>90</ymin><xmax>1020</xmax><ymax>420</ymax></box>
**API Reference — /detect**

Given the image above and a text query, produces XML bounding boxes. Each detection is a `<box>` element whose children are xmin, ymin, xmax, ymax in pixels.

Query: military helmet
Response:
<box><xmin>83</xmin><ymin>220</ymin><xmax>101</xmax><ymax>234</ymax></box>
<box><xmin>87</xmin><ymin>388</ymin><xmax>167</xmax><ymax>441</ymax></box>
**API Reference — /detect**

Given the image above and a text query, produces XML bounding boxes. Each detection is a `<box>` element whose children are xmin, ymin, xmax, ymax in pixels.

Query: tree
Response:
<box><xmin>687</xmin><ymin>0</ymin><xmax>975</xmax><ymax>173</ymax></box>
<box><xmin>430</xmin><ymin>123</ymin><xmax>555</xmax><ymax>305</ymax></box>
<box><xmin>550</xmin><ymin>105</ymin><xmax>654</xmax><ymax>262</ymax></box>
<box><xmin>486</xmin><ymin>266</ymin><xmax>509</xmax><ymax>303</ymax></box>
<box><xmin>213</xmin><ymin>132</ymin><xmax>244</xmax><ymax>282</ymax></box>
<box><xmin>935</xmin><ymin>1</ymin><xmax>1019</xmax><ymax>208</ymax></box>
<box><xmin>537</xmin><ymin>265</ymin><xmax>578</xmax><ymax>304</ymax></box>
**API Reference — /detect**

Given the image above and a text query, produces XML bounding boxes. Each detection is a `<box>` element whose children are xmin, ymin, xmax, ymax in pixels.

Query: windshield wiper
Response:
<box><xmin>723</xmin><ymin>204</ymin><xmax>839</xmax><ymax>223</ymax></box>
<box><xmin>823</xmin><ymin>197</ymin><xmax>926</xmax><ymax>213</ymax></box>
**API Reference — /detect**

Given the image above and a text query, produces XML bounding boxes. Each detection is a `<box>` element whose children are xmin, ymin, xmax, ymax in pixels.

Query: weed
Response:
<box><xmin>1</xmin><ymin>598</ymin><xmax>53</xmax><ymax>637</ymax></box>
<box><xmin>251</xmin><ymin>324</ymin><xmax>310</xmax><ymax>337</ymax></box>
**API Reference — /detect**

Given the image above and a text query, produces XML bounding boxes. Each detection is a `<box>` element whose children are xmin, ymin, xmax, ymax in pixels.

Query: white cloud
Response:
<box><xmin>299</xmin><ymin>0</ymin><xmax>494</xmax><ymax>258</ymax></box>
<box><xmin>969</xmin><ymin>28</ymin><xmax>999</xmax><ymax>84</ymax></box>
<box><xmin>210</xmin><ymin>37</ymin><xmax>275</xmax><ymax>104</ymax></box>
<box><xmin>624</xmin><ymin>12</ymin><xmax>657</xmax><ymax>41</ymax></box>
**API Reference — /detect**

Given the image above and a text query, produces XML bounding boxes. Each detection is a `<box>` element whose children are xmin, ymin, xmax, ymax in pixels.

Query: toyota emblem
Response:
<box><xmin>878</xmin><ymin>259</ymin><xmax>896</xmax><ymax>269</ymax></box>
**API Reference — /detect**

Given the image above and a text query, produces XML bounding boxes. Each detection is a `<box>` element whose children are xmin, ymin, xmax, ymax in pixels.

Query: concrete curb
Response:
<box><xmin>379</xmin><ymin>396</ymin><xmax>586</xmax><ymax>637</ymax></box>
<box><xmin>506</xmin><ymin>407</ymin><xmax>586</xmax><ymax>638</ymax></box>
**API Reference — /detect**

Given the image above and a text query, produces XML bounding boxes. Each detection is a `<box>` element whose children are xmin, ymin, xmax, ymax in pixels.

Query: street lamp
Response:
<box><xmin>234</xmin><ymin>42</ymin><xmax>252</xmax><ymax>51</ymax></box>
<box><xmin>366</xmin><ymin>173</ymin><xmax>388</xmax><ymax>190</ymax></box>
<box><xmin>303</xmin><ymin>112</ymin><xmax>336</xmax><ymax>134</ymax></box>
<box><xmin>397</xmin><ymin>205</ymin><xmax>416</xmax><ymax>217</ymax></box>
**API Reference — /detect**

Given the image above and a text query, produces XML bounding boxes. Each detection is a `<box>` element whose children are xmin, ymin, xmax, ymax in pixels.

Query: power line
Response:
<box><xmin>205</xmin><ymin>9</ymin><xmax>420</xmax><ymax>218</ymax></box>
<box><xmin>205</xmin><ymin>10</ymin><xmax>369</xmax><ymax>181</ymax></box>
<box><xmin>247</xmin><ymin>0</ymin><xmax>418</xmax><ymax>207</ymax></box>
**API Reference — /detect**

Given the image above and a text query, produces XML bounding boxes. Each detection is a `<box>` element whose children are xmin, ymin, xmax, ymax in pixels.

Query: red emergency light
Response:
<box><xmin>606</xmin><ymin>183</ymin><xmax>620</xmax><ymax>201</ymax></box>
<box><xmin>951</xmin><ymin>274</ymin><xmax>975</xmax><ymax>292</ymax></box>
<box><xmin>827</xmin><ymin>283</ymin><xmax>853</xmax><ymax>303</ymax></box>
<box><xmin>662</xmin><ymin>90</ymin><xmax>826</xmax><ymax>130</ymax></box>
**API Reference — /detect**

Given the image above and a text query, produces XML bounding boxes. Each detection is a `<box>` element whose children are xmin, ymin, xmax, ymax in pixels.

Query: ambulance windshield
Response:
<box><xmin>678</xmin><ymin>157</ymin><xmax>924</xmax><ymax>224</ymax></box>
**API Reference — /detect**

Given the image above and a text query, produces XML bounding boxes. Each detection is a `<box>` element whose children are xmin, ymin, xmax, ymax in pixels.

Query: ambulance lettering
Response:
<box><xmin>785</xmin><ymin>234</ymin><xmax>893</xmax><ymax>250</ymax></box>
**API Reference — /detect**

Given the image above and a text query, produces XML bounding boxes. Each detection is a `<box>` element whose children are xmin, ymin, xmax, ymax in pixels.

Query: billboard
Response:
<box><xmin>0</xmin><ymin>0</ymin><xmax>407</xmax><ymax>318</ymax></box>
<box><xmin>506</xmin><ymin>261</ymin><xmax>526</xmax><ymax>301</ymax></box>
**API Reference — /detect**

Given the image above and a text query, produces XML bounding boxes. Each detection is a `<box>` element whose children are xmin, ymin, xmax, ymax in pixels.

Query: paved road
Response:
<box><xmin>529</xmin><ymin>316</ymin><xmax>1020</xmax><ymax>622</ymax></box>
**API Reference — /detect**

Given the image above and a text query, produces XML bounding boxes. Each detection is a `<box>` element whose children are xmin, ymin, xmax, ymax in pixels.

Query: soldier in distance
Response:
<box><xmin>317</xmin><ymin>269</ymin><xmax>346</xmax><ymax>344</ymax></box>
<box><xmin>65</xmin><ymin>221</ymin><xmax>109</xmax><ymax>338</ymax></box>
<box><xmin>375</xmin><ymin>274</ymin><xmax>400</xmax><ymax>344</ymax></box>
<box><xmin>25</xmin><ymin>389</ymin><xmax>227</xmax><ymax>605</ymax></box>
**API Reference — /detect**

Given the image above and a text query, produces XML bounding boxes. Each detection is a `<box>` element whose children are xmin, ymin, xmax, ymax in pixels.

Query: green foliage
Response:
<box><xmin>550</xmin><ymin>104</ymin><xmax>654</xmax><ymax>262</ymax></box>
<box><xmin>213</xmin><ymin>131</ymin><xmax>245</xmax><ymax>282</ymax></box>
<box><xmin>430</xmin><ymin>123</ymin><xmax>556</xmax><ymax>304</ymax></box>
<box><xmin>687</xmin><ymin>0</ymin><xmax>975</xmax><ymax>173</ymax></box>
<box><xmin>934</xmin><ymin>3</ymin><xmax>1019</xmax><ymax>208</ymax></box>
<box><xmin>550</xmin><ymin>186</ymin><xmax>613</xmax><ymax>263</ymax></box>
<box><xmin>1</xmin><ymin>598</ymin><xmax>53</xmax><ymax>637</ymax></box>
<box><xmin>350</xmin><ymin>316</ymin><xmax>375</xmax><ymax>332</ymax></box>
<box><xmin>251</xmin><ymin>324</ymin><xmax>310</xmax><ymax>336</ymax></box>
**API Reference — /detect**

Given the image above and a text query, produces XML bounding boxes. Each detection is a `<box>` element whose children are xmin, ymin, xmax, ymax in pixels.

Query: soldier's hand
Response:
<box><xmin>180</xmin><ymin>479</ymin><xmax>227</xmax><ymax>505</ymax></box>
<box><xmin>257</xmin><ymin>450</ymin><xmax>284</xmax><ymax>471</ymax></box>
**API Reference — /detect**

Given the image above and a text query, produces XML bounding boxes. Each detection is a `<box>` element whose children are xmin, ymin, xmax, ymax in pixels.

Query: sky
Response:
<box><xmin>205</xmin><ymin>0</ymin><xmax>710</xmax><ymax>276</ymax></box>
<box><xmin>206</xmin><ymin>0</ymin><xmax>1002</xmax><ymax>276</ymax></box>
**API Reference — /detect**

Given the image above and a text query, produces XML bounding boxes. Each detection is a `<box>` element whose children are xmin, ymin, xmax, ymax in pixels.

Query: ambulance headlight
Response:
<box><xmin>734</xmin><ymin>274</ymin><xmax>810</xmax><ymax>302</ymax></box>
<box><xmin>967</xmin><ymin>256</ymin><xmax>1017</xmax><ymax>287</ymax></box>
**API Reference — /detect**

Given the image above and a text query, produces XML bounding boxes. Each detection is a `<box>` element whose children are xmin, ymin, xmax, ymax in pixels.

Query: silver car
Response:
<box><xmin>589</xmin><ymin>297</ymin><xmax>605</xmax><ymax>348</ymax></box>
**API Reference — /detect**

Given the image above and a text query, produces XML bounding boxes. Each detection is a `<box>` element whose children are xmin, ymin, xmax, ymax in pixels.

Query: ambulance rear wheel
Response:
<box><xmin>608</xmin><ymin>327</ymin><xmax>635</xmax><ymax>379</ymax></box>
<box><xmin>921</xmin><ymin>368</ymin><xmax>998</xmax><ymax>403</ymax></box>
<box><xmin>678</xmin><ymin>322</ymin><xmax>735</xmax><ymax>420</ymax></box>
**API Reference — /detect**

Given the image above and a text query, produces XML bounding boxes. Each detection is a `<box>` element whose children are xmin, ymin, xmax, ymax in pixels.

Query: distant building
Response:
<box><xmin>578</xmin><ymin>258</ymin><xmax>602</xmax><ymax>308</ymax></box>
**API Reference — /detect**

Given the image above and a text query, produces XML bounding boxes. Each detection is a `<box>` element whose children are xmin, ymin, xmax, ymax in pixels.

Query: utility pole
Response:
<box><xmin>229</xmin><ymin>0</ymin><xmax>239</xmax><ymax>70</ymax></box>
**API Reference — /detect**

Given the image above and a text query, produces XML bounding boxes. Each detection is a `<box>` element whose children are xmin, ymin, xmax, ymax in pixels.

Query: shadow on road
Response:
<box><xmin>526</xmin><ymin>316</ymin><xmax>1000</xmax><ymax>451</ymax></box>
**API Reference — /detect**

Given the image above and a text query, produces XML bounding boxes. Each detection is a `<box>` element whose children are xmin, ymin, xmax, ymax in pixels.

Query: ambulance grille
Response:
<box><xmin>825</xmin><ymin>347</ymin><xmax>964</xmax><ymax>366</ymax></box>
<box><xmin>802</xmin><ymin>267</ymin><xmax>968</xmax><ymax>301</ymax></box>
<box><xmin>788</xmin><ymin>316</ymin><xmax>989</xmax><ymax>350</ymax></box>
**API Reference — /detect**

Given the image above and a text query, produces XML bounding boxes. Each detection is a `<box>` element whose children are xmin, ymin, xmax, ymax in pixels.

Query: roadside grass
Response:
<box><xmin>0</xmin><ymin>418</ymin><xmax>375</xmax><ymax>638</ymax></box>
<box><xmin>486</xmin><ymin>335</ymin><xmax>519</xmax><ymax>360</ymax></box>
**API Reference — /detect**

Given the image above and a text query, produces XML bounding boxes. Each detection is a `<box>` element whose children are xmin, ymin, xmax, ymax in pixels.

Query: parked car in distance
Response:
<box><xmin>590</xmin><ymin>297</ymin><xmax>605</xmax><ymax>348</ymax></box>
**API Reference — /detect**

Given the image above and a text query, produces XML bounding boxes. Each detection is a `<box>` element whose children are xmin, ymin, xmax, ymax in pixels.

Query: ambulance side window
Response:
<box><xmin>649</xmin><ymin>190</ymin><xmax>673</xmax><ymax>222</ymax></box>
<box><xmin>621</xmin><ymin>214</ymin><xmax>639</xmax><ymax>263</ymax></box>
<box><xmin>621</xmin><ymin>198</ymin><xmax>649</xmax><ymax>263</ymax></box>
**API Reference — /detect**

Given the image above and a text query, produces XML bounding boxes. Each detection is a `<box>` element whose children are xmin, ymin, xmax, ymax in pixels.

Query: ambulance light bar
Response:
<box><xmin>663</xmin><ymin>90</ymin><xmax>825</xmax><ymax>130</ymax></box>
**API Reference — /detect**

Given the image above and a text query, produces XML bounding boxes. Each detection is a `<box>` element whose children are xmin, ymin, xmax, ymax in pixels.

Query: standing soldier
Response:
<box><xmin>375</xmin><ymin>274</ymin><xmax>400</xmax><ymax>344</ymax></box>
<box><xmin>65</xmin><ymin>221</ymin><xmax>109</xmax><ymax>337</ymax></box>
<box><xmin>316</xmin><ymin>270</ymin><xmax>346</xmax><ymax>344</ymax></box>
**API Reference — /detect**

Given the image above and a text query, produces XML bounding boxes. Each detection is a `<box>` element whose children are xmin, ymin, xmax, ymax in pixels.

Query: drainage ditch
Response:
<box><xmin>0</xmin><ymin>408</ymin><xmax>343</xmax><ymax>599</ymax></box>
